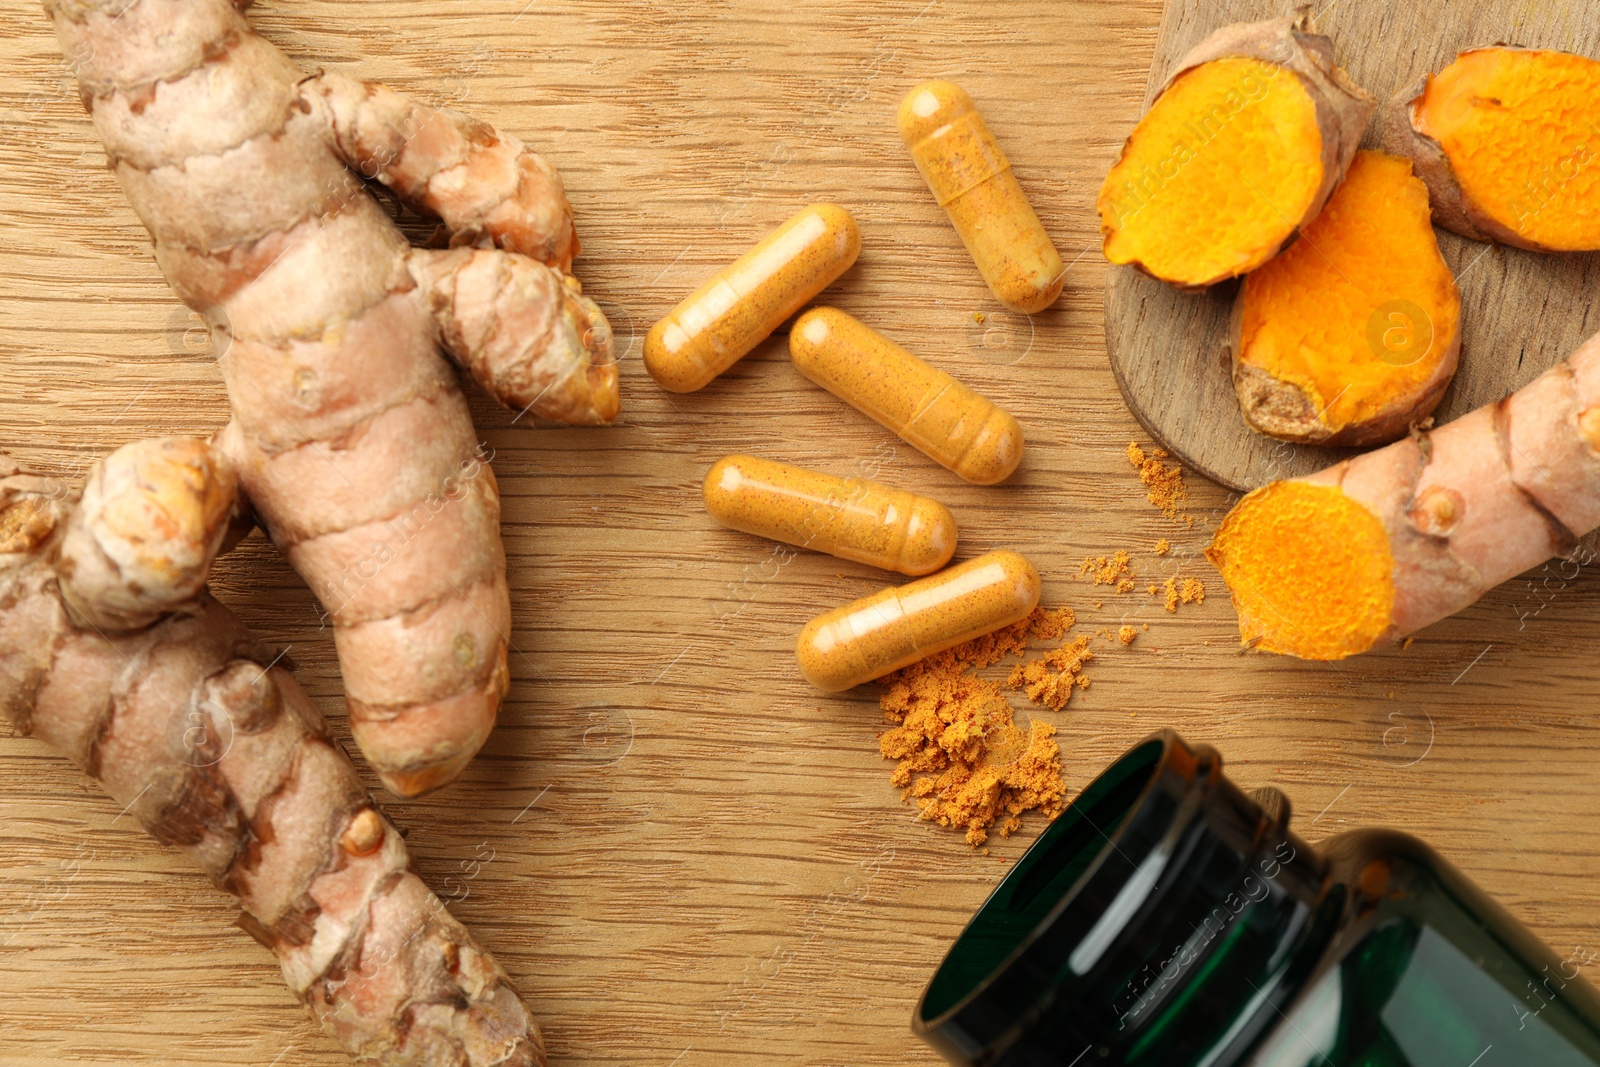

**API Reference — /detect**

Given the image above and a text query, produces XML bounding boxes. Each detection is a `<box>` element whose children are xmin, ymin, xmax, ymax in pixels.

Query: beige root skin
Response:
<box><xmin>309</xmin><ymin>71</ymin><xmax>580</xmax><ymax>273</ymax></box>
<box><xmin>409</xmin><ymin>247</ymin><xmax>620</xmax><ymax>424</ymax></box>
<box><xmin>46</xmin><ymin>0</ymin><xmax>619</xmax><ymax>796</ymax></box>
<box><xmin>0</xmin><ymin>441</ymin><xmax>542</xmax><ymax>1065</ymax></box>
<box><xmin>1212</xmin><ymin>333</ymin><xmax>1600</xmax><ymax>659</ymax></box>
<box><xmin>58</xmin><ymin>435</ymin><xmax>242</xmax><ymax>630</ymax></box>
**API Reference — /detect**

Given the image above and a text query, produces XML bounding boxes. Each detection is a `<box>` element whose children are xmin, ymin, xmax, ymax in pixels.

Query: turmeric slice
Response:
<box><xmin>1098</xmin><ymin>16</ymin><xmax>1374</xmax><ymax>289</ymax></box>
<box><xmin>1207</xmin><ymin>480</ymin><xmax>1395</xmax><ymax>660</ymax></box>
<box><xmin>1233</xmin><ymin>151</ymin><xmax>1462</xmax><ymax>446</ymax></box>
<box><xmin>1385</xmin><ymin>48</ymin><xmax>1600</xmax><ymax>252</ymax></box>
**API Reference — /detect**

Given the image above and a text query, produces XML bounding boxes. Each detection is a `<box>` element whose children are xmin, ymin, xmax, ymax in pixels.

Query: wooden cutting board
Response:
<box><xmin>1106</xmin><ymin>0</ymin><xmax>1600</xmax><ymax>491</ymax></box>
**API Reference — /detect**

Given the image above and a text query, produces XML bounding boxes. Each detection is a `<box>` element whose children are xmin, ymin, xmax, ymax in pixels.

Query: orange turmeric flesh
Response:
<box><xmin>1206</xmin><ymin>481</ymin><xmax>1395</xmax><ymax>660</ymax></box>
<box><xmin>1234</xmin><ymin>151</ymin><xmax>1461</xmax><ymax>445</ymax></box>
<box><xmin>1415</xmin><ymin>49</ymin><xmax>1600</xmax><ymax>252</ymax></box>
<box><xmin>1099</xmin><ymin>57</ymin><xmax>1325</xmax><ymax>287</ymax></box>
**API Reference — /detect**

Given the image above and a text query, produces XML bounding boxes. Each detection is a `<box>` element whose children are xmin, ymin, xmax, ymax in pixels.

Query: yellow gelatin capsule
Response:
<box><xmin>644</xmin><ymin>203</ymin><xmax>862</xmax><ymax>392</ymax></box>
<box><xmin>703</xmin><ymin>454</ymin><xmax>958</xmax><ymax>577</ymax></box>
<box><xmin>795</xmin><ymin>549</ymin><xmax>1041</xmax><ymax>692</ymax></box>
<box><xmin>789</xmin><ymin>307</ymin><xmax>1024</xmax><ymax>485</ymax></box>
<box><xmin>899</xmin><ymin>80</ymin><xmax>1065</xmax><ymax>314</ymax></box>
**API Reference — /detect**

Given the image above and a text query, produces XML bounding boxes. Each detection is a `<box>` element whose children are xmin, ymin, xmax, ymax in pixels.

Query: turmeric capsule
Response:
<box><xmin>703</xmin><ymin>454</ymin><xmax>958</xmax><ymax>577</ymax></box>
<box><xmin>899</xmin><ymin>81</ymin><xmax>1065</xmax><ymax>314</ymax></box>
<box><xmin>644</xmin><ymin>204</ymin><xmax>862</xmax><ymax>392</ymax></box>
<box><xmin>789</xmin><ymin>307</ymin><xmax>1024</xmax><ymax>485</ymax></box>
<box><xmin>795</xmin><ymin>549</ymin><xmax>1040</xmax><ymax>692</ymax></box>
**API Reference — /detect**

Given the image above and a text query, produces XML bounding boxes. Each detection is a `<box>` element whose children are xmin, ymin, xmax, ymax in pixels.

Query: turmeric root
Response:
<box><xmin>1233</xmin><ymin>150</ymin><xmax>1462</xmax><ymax>446</ymax></box>
<box><xmin>1383</xmin><ymin>48</ymin><xmax>1600</xmax><ymax>252</ymax></box>
<box><xmin>1098</xmin><ymin>15</ymin><xmax>1374</xmax><ymax>289</ymax></box>
<box><xmin>0</xmin><ymin>439</ymin><xmax>542</xmax><ymax>1066</ymax></box>
<box><xmin>44</xmin><ymin>0</ymin><xmax>620</xmax><ymax>797</ymax></box>
<box><xmin>1208</xmin><ymin>333</ymin><xmax>1600</xmax><ymax>660</ymax></box>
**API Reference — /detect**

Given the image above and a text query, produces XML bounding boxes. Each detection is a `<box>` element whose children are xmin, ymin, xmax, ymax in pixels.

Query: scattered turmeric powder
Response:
<box><xmin>1155</xmin><ymin>538</ymin><xmax>1171</xmax><ymax>556</ymax></box>
<box><xmin>1006</xmin><ymin>635</ymin><xmax>1093</xmax><ymax>711</ymax></box>
<box><xmin>1127</xmin><ymin>441</ymin><xmax>1191</xmax><ymax>522</ymax></box>
<box><xmin>1164</xmin><ymin>576</ymin><xmax>1207</xmax><ymax>613</ymax></box>
<box><xmin>878</xmin><ymin>607</ymin><xmax>1074</xmax><ymax>847</ymax></box>
<box><xmin>1118</xmin><ymin>625</ymin><xmax>1138</xmax><ymax>646</ymax></box>
<box><xmin>1080</xmin><ymin>549</ymin><xmax>1134</xmax><ymax>587</ymax></box>
<box><xmin>1026</xmin><ymin>606</ymin><xmax>1077</xmax><ymax>642</ymax></box>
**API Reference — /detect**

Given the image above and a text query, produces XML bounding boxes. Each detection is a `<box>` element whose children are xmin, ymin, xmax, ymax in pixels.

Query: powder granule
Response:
<box><xmin>1127</xmin><ymin>442</ymin><xmax>1191</xmax><ymax>522</ymax></box>
<box><xmin>1026</xmin><ymin>606</ymin><xmax>1077</xmax><ymax>642</ymax></box>
<box><xmin>1118</xmin><ymin>625</ymin><xmax>1138</xmax><ymax>646</ymax></box>
<box><xmin>1164</xmin><ymin>576</ymin><xmax>1206</xmax><ymax>613</ymax></box>
<box><xmin>1006</xmin><ymin>635</ymin><xmax>1093</xmax><ymax>711</ymax></box>
<box><xmin>1155</xmin><ymin>538</ymin><xmax>1171</xmax><ymax>556</ymax></box>
<box><xmin>1081</xmin><ymin>549</ymin><xmax>1134</xmax><ymax>587</ymax></box>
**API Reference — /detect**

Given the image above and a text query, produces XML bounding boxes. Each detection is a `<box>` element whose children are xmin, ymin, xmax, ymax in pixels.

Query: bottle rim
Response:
<box><xmin>912</xmin><ymin>730</ymin><xmax>1182</xmax><ymax>1059</ymax></box>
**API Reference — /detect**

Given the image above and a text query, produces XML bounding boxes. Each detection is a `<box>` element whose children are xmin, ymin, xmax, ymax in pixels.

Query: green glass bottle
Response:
<box><xmin>914</xmin><ymin>730</ymin><xmax>1600</xmax><ymax>1066</ymax></box>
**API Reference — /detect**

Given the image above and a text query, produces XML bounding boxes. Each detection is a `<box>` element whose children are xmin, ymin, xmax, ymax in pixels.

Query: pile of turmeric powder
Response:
<box><xmin>878</xmin><ymin>608</ymin><xmax>1078</xmax><ymax>847</ymax></box>
<box><xmin>876</xmin><ymin>530</ymin><xmax>1210</xmax><ymax>847</ymax></box>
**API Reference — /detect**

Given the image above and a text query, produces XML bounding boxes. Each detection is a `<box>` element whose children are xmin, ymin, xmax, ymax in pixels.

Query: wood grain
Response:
<box><xmin>1106</xmin><ymin>0</ymin><xmax>1600</xmax><ymax>491</ymax></box>
<box><xmin>3</xmin><ymin>2</ymin><xmax>1600</xmax><ymax>1065</ymax></box>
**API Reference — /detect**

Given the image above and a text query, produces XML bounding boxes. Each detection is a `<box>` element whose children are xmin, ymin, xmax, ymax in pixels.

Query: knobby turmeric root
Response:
<box><xmin>1208</xmin><ymin>333</ymin><xmax>1600</xmax><ymax>660</ymax></box>
<box><xmin>45</xmin><ymin>0</ymin><xmax>620</xmax><ymax>797</ymax></box>
<box><xmin>0</xmin><ymin>439</ymin><xmax>543</xmax><ymax>1066</ymax></box>
<box><xmin>1232</xmin><ymin>150</ymin><xmax>1462</xmax><ymax>446</ymax></box>
<box><xmin>1383</xmin><ymin>48</ymin><xmax>1600</xmax><ymax>252</ymax></box>
<box><xmin>1098</xmin><ymin>15</ymin><xmax>1374</xmax><ymax>289</ymax></box>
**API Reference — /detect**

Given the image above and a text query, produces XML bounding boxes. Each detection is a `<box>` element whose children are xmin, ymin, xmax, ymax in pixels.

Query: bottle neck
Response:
<box><xmin>915</xmin><ymin>732</ymin><xmax>1340</xmax><ymax>1066</ymax></box>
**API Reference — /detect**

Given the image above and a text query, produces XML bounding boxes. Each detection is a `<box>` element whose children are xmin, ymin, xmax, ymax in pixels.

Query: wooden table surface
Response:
<box><xmin>3</xmin><ymin>2</ymin><xmax>1599</xmax><ymax>1064</ymax></box>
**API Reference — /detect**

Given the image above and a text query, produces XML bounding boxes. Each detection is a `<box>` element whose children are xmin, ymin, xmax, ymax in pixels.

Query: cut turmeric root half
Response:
<box><xmin>1098</xmin><ymin>16</ymin><xmax>1374</xmax><ymax>289</ymax></box>
<box><xmin>1206</xmin><ymin>481</ymin><xmax>1395</xmax><ymax>660</ymax></box>
<box><xmin>1233</xmin><ymin>150</ymin><xmax>1462</xmax><ymax>446</ymax></box>
<box><xmin>1210</xmin><ymin>332</ymin><xmax>1600</xmax><ymax>661</ymax></box>
<box><xmin>1384</xmin><ymin>48</ymin><xmax>1600</xmax><ymax>252</ymax></box>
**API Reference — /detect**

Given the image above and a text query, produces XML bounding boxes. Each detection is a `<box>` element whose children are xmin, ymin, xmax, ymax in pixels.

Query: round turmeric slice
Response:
<box><xmin>1232</xmin><ymin>150</ymin><xmax>1462</xmax><ymax>446</ymax></box>
<box><xmin>1098</xmin><ymin>16</ymin><xmax>1375</xmax><ymax>289</ymax></box>
<box><xmin>1386</xmin><ymin>48</ymin><xmax>1600</xmax><ymax>252</ymax></box>
<box><xmin>1206</xmin><ymin>480</ymin><xmax>1396</xmax><ymax>660</ymax></box>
